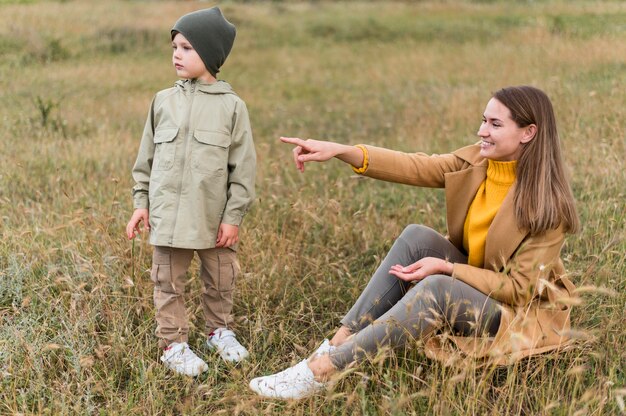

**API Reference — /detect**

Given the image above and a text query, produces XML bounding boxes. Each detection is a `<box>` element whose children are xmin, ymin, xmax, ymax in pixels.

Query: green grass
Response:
<box><xmin>0</xmin><ymin>1</ymin><xmax>625</xmax><ymax>414</ymax></box>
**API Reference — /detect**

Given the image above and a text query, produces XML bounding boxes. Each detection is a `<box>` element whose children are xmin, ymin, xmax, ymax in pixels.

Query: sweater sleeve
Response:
<box><xmin>131</xmin><ymin>98</ymin><xmax>156</xmax><ymax>210</ymax></box>
<box><xmin>452</xmin><ymin>226</ymin><xmax>566</xmax><ymax>306</ymax></box>
<box><xmin>221</xmin><ymin>99</ymin><xmax>257</xmax><ymax>226</ymax></box>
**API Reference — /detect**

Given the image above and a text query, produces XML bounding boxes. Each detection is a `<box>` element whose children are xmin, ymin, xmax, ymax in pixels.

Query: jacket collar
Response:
<box><xmin>174</xmin><ymin>79</ymin><xmax>236</xmax><ymax>95</ymax></box>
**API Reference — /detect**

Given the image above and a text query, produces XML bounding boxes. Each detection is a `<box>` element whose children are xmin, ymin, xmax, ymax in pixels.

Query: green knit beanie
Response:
<box><xmin>171</xmin><ymin>7</ymin><xmax>236</xmax><ymax>77</ymax></box>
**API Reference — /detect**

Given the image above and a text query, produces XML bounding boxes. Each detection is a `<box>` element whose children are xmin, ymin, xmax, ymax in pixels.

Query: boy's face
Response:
<box><xmin>172</xmin><ymin>33</ymin><xmax>214</xmax><ymax>82</ymax></box>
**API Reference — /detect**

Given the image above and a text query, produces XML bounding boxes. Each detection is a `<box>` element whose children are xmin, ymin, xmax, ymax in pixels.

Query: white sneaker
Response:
<box><xmin>207</xmin><ymin>328</ymin><xmax>249</xmax><ymax>363</ymax></box>
<box><xmin>312</xmin><ymin>339</ymin><xmax>336</xmax><ymax>358</ymax></box>
<box><xmin>160</xmin><ymin>342</ymin><xmax>208</xmax><ymax>377</ymax></box>
<box><xmin>249</xmin><ymin>359</ymin><xmax>326</xmax><ymax>400</ymax></box>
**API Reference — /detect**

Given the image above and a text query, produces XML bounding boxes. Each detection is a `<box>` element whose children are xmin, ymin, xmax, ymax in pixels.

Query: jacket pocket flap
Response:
<box><xmin>194</xmin><ymin>130</ymin><xmax>231</xmax><ymax>148</ymax></box>
<box><xmin>153</xmin><ymin>128</ymin><xmax>178</xmax><ymax>144</ymax></box>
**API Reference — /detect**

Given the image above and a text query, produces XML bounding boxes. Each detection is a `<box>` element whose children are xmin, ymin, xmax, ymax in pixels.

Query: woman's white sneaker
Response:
<box><xmin>160</xmin><ymin>342</ymin><xmax>208</xmax><ymax>376</ymax></box>
<box><xmin>312</xmin><ymin>339</ymin><xmax>336</xmax><ymax>357</ymax></box>
<box><xmin>207</xmin><ymin>328</ymin><xmax>249</xmax><ymax>363</ymax></box>
<box><xmin>249</xmin><ymin>359</ymin><xmax>326</xmax><ymax>399</ymax></box>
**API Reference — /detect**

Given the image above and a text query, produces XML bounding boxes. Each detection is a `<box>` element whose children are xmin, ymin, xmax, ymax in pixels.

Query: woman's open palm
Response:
<box><xmin>389</xmin><ymin>257</ymin><xmax>450</xmax><ymax>282</ymax></box>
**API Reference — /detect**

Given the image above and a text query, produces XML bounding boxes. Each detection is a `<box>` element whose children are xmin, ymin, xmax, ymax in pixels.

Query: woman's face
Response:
<box><xmin>477</xmin><ymin>98</ymin><xmax>534</xmax><ymax>161</ymax></box>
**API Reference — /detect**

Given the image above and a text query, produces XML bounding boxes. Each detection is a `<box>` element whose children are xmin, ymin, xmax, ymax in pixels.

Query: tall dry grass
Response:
<box><xmin>0</xmin><ymin>0</ymin><xmax>624</xmax><ymax>414</ymax></box>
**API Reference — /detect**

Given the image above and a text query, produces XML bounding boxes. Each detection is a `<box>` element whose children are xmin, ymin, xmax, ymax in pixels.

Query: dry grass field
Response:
<box><xmin>0</xmin><ymin>0</ymin><xmax>624</xmax><ymax>414</ymax></box>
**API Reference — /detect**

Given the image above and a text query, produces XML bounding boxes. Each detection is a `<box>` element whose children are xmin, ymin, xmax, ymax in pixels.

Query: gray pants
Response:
<box><xmin>329</xmin><ymin>225</ymin><xmax>501</xmax><ymax>369</ymax></box>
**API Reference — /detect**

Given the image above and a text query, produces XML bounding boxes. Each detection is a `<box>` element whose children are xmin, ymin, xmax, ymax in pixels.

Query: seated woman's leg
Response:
<box><xmin>328</xmin><ymin>275</ymin><xmax>501</xmax><ymax>369</ymax></box>
<box><xmin>249</xmin><ymin>229</ymin><xmax>472</xmax><ymax>399</ymax></box>
<box><xmin>337</xmin><ymin>225</ymin><xmax>467</xmax><ymax>343</ymax></box>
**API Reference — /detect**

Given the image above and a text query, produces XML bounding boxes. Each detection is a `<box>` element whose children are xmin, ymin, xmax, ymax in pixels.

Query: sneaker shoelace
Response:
<box><xmin>178</xmin><ymin>347</ymin><xmax>201</xmax><ymax>362</ymax></box>
<box><xmin>164</xmin><ymin>344</ymin><xmax>200</xmax><ymax>363</ymax></box>
<box><xmin>212</xmin><ymin>330</ymin><xmax>241</xmax><ymax>349</ymax></box>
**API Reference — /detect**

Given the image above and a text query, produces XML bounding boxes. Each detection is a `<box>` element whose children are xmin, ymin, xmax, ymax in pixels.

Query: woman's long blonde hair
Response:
<box><xmin>493</xmin><ymin>86</ymin><xmax>580</xmax><ymax>235</ymax></box>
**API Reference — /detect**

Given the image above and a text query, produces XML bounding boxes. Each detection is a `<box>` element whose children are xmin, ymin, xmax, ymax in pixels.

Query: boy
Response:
<box><xmin>126</xmin><ymin>7</ymin><xmax>256</xmax><ymax>376</ymax></box>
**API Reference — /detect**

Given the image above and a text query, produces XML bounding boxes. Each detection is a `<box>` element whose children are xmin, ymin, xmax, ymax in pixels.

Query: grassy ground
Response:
<box><xmin>0</xmin><ymin>0</ymin><xmax>624</xmax><ymax>414</ymax></box>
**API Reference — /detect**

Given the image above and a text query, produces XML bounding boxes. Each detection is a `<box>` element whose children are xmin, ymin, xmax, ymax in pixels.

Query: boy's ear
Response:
<box><xmin>521</xmin><ymin>124</ymin><xmax>537</xmax><ymax>144</ymax></box>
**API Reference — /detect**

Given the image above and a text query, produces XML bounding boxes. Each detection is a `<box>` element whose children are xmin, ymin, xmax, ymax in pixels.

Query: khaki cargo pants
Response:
<box><xmin>151</xmin><ymin>246</ymin><xmax>240</xmax><ymax>348</ymax></box>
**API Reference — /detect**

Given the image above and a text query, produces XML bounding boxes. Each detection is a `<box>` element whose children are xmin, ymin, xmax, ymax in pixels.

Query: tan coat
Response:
<box><xmin>361</xmin><ymin>143</ymin><xmax>577</xmax><ymax>364</ymax></box>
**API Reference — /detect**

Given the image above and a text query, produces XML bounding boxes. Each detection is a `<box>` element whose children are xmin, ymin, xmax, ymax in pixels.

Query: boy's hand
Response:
<box><xmin>216</xmin><ymin>223</ymin><xmax>239</xmax><ymax>247</ymax></box>
<box><xmin>126</xmin><ymin>208</ymin><xmax>150</xmax><ymax>239</ymax></box>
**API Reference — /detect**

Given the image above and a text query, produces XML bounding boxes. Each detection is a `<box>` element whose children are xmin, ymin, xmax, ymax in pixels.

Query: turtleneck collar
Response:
<box><xmin>487</xmin><ymin>159</ymin><xmax>517</xmax><ymax>185</ymax></box>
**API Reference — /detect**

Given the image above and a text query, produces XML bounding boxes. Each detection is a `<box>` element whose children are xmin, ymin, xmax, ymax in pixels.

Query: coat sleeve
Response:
<box><xmin>222</xmin><ymin>99</ymin><xmax>256</xmax><ymax>226</ymax></box>
<box><xmin>131</xmin><ymin>97</ymin><xmax>156</xmax><ymax>210</ymax></box>
<box><xmin>359</xmin><ymin>145</ymin><xmax>467</xmax><ymax>188</ymax></box>
<box><xmin>451</xmin><ymin>226</ymin><xmax>566</xmax><ymax>306</ymax></box>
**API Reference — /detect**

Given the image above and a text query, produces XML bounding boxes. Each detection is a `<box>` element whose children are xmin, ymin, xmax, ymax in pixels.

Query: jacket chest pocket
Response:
<box><xmin>153</xmin><ymin>128</ymin><xmax>178</xmax><ymax>171</ymax></box>
<box><xmin>192</xmin><ymin>130</ymin><xmax>231</xmax><ymax>175</ymax></box>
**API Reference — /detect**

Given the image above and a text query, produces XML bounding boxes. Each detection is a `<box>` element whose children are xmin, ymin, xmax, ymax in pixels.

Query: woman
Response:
<box><xmin>249</xmin><ymin>86</ymin><xmax>580</xmax><ymax>400</ymax></box>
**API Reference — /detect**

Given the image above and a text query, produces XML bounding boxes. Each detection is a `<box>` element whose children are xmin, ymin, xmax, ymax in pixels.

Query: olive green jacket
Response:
<box><xmin>359</xmin><ymin>143</ymin><xmax>577</xmax><ymax>364</ymax></box>
<box><xmin>132</xmin><ymin>79</ymin><xmax>256</xmax><ymax>249</ymax></box>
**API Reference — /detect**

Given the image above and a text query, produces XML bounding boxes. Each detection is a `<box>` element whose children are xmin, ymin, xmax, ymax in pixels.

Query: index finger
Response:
<box><xmin>280</xmin><ymin>137</ymin><xmax>307</xmax><ymax>147</ymax></box>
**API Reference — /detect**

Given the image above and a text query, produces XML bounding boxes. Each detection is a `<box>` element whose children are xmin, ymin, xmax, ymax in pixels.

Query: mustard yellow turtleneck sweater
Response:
<box><xmin>463</xmin><ymin>159</ymin><xmax>517</xmax><ymax>268</ymax></box>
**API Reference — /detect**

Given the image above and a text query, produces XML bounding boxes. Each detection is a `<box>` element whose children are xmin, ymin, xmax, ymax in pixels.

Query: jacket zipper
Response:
<box><xmin>169</xmin><ymin>79</ymin><xmax>196</xmax><ymax>245</ymax></box>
